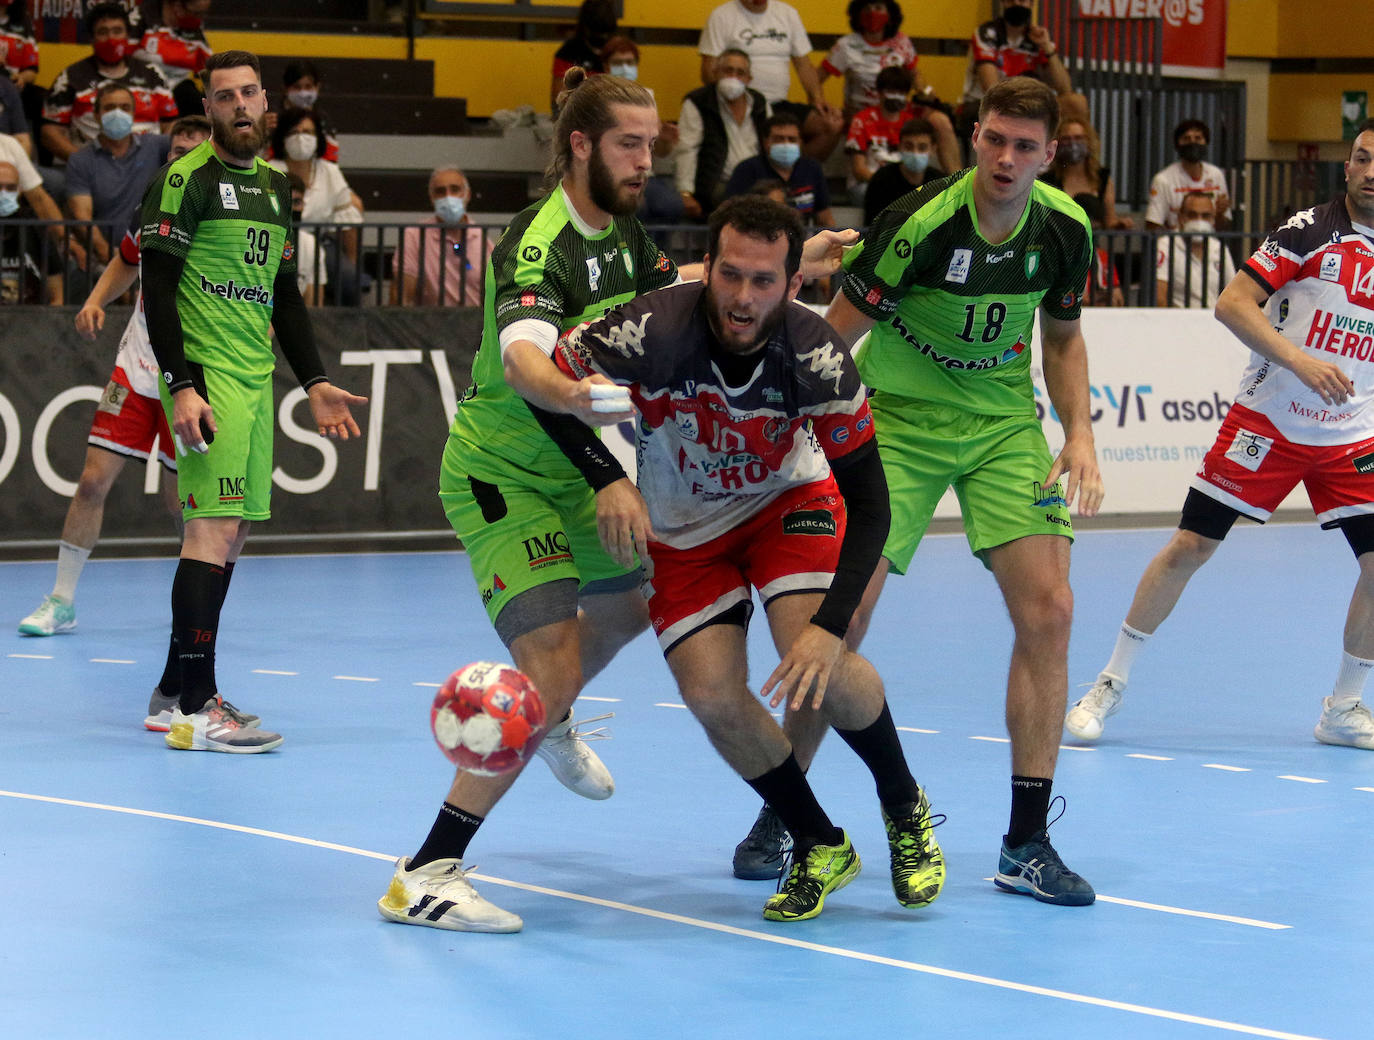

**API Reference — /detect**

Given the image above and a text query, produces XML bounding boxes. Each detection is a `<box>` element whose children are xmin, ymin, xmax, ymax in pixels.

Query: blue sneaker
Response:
<box><xmin>733</xmin><ymin>803</ymin><xmax>792</xmax><ymax>880</ymax></box>
<box><xmin>994</xmin><ymin>799</ymin><xmax>1095</xmax><ymax>906</ymax></box>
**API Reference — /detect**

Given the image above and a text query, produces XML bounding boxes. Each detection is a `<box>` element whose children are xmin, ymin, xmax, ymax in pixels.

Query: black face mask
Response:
<box><xmin>1177</xmin><ymin>142</ymin><xmax>1207</xmax><ymax>163</ymax></box>
<box><xmin>291</xmin><ymin>208</ymin><xmax>303</xmax><ymax>225</ymax></box>
<box><xmin>1003</xmin><ymin>5</ymin><xmax>1032</xmax><ymax>28</ymax></box>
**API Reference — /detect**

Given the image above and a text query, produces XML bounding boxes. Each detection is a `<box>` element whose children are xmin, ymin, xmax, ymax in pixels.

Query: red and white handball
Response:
<box><xmin>430</xmin><ymin>661</ymin><xmax>547</xmax><ymax>776</ymax></box>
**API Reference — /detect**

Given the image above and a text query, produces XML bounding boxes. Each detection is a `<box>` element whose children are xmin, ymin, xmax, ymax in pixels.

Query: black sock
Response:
<box><xmin>835</xmin><ymin>701</ymin><xmax>919</xmax><ymax>813</ymax></box>
<box><xmin>211</xmin><ymin>561</ymin><xmax>234</xmax><ymax>694</ymax></box>
<box><xmin>171</xmin><ymin>558</ymin><xmax>225</xmax><ymax>715</ymax></box>
<box><xmin>1007</xmin><ymin>776</ymin><xmax>1053</xmax><ymax>847</ymax></box>
<box><xmin>157</xmin><ymin>633</ymin><xmax>179</xmax><ymax>697</ymax></box>
<box><xmin>744</xmin><ymin>753</ymin><xmax>841</xmax><ymax>855</ymax></box>
<box><xmin>410</xmin><ymin>803</ymin><xmax>484</xmax><ymax>869</ymax></box>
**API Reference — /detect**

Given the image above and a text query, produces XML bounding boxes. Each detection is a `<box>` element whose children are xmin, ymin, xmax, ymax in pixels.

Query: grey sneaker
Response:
<box><xmin>733</xmin><ymin>803</ymin><xmax>792</xmax><ymax>880</ymax></box>
<box><xmin>144</xmin><ymin>688</ymin><xmax>260</xmax><ymax>732</ymax></box>
<box><xmin>535</xmin><ymin>708</ymin><xmax>614</xmax><ymax>799</ymax></box>
<box><xmin>377</xmin><ymin>857</ymin><xmax>522</xmax><ymax>933</ymax></box>
<box><xmin>1065</xmin><ymin>675</ymin><xmax>1125</xmax><ymax>741</ymax></box>
<box><xmin>1314</xmin><ymin>696</ymin><xmax>1374</xmax><ymax>750</ymax></box>
<box><xmin>19</xmin><ymin>595</ymin><xmax>76</xmax><ymax>636</ymax></box>
<box><xmin>165</xmin><ymin>699</ymin><xmax>281</xmax><ymax>753</ymax></box>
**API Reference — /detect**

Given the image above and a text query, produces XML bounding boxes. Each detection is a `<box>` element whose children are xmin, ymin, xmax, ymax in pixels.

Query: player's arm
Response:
<box><xmin>142</xmin><ymin>247</ymin><xmax>216</xmax><ymax>452</ymax></box>
<box><xmin>1039</xmin><ymin>311</ymin><xmax>1103</xmax><ymax>517</ymax></box>
<box><xmin>1215</xmin><ymin>269</ymin><xmax>1352</xmax><ymax>405</ymax></box>
<box><xmin>271</xmin><ymin>264</ymin><xmax>367</xmax><ymax>439</ymax></box>
<box><xmin>75</xmin><ymin>251</ymin><xmax>139</xmax><ymax>340</ymax></box>
<box><xmin>824</xmin><ymin>289</ymin><xmax>877</xmax><ymax>350</ymax></box>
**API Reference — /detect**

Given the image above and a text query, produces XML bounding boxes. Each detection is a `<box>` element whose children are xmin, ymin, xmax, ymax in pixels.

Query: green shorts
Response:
<box><xmin>160</xmin><ymin>364</ymin><xmax>273</xmax><ymax>522</ymax></box>
<box><xmin>439</xmin><ymin>434</ymin><xmax>637</xmax><ymax>626</ymax></box>
<box><xmin>871</xmin><ymin>393</ymin><xmax>1073</xmax><ymax>573</ymax></box>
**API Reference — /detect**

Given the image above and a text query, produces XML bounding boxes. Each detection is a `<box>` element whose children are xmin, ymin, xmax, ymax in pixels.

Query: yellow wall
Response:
<box><xmin>1225</xmin><ymin>0</ymin><xmax>1279</xmax><ymax>59</ymax></box>
<box><xmin>1276</xmin><ymin>0</ymin><xmax>1374</xmax><ymax>58</ymax></box>
<box><xmin>1269</xmin><ymin>73</ymin><xmax>1374</xmax><ymax>142</ymax></box>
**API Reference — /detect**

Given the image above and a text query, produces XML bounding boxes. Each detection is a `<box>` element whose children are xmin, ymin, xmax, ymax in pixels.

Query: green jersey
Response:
<box><xmin>841</xmin><ymin>169</ymin><xmax>1091</xmax><ymax>416</ymax></box>
<box><xmin>139</xmin><ymin>139</ymin><xmax>295</xmax><ymax>383</ymax></box>
<box><xmin>450</xmin><ymin>185</ymin><xmax>677</xmax><ymax>477</ymax></box>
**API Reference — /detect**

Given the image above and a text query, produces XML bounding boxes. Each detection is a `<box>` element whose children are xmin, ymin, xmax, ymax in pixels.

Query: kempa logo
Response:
<box><xmin>199</xmin><ymin>275</ymin><xmax>273</xmax><ymax>305</ymax></box>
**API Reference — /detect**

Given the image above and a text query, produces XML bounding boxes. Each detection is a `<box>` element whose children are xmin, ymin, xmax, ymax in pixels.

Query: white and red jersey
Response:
<box><xmin>1237</xmin><ymin>197</ymin><xmax>1374</xmax><ymax>445</ymax></box>
<box><xmin>134</xmin><ymin>24</ymin><xmax>211</xmax><ymax>90</ymax></box>
<box><xmin>821</xmin><ymin>32</ymin><xmax>918</xmax><ymax>115</ymax></box>
<box><xmin>0</xmin><ymin>20</ymin><xmax>38</xmax><ymax>77</ymax></box>
<box><xmin>555</xmin><ymin>282</ymin><xmax>875</xmax><ymax>550</ymax></box>
<box><xmin>44</xmin><ymin>56</ymin><xmax>177</xmax><ymax>147</ymax></box>
<box><xmin>112</xmin><ymin>230</ymin><xmax>160</xmax><ymax>399</ymax></box>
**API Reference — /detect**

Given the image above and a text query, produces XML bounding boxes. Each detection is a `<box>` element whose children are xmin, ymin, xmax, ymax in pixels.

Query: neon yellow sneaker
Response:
<box><xmin>762</xmin><ymin>831</ymin><xmax>861</xmax><ymax>922</ymax></box>
<box><xmin>883</xmin><ymin>787</ymin><xmax>946</xmax><ymax>908</ymax></box>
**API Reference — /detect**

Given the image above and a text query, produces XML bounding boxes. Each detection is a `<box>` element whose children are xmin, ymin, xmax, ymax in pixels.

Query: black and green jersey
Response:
<box><xmin>139</xmin><ymin>139</ymin><xmax>295</xmax><ymax>383</ymax></box>
<box><xmin>450</xmin><ymin>186</ymin><xmax>677</xmax><ymax>476</ymax></box>
<box><xmin>841</xmin><ymin>169</ymin><xmax>1091</xmax><ymax>416</ymax></box>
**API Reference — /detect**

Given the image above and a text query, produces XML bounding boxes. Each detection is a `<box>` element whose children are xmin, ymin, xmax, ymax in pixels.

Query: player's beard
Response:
<box><xmin>211</xmin><ymin>109</ymin><xmax>269</xmax><ymax>161</ymax></box>
<box><xmin>704</xmin><ymin>280</ymin><xmax>788</xmax><ymax>355</ymax></box>
<box><xmin>587</xmin><ymin>143</ymin><xmax>642</xmax><ymax>217</ymax></box>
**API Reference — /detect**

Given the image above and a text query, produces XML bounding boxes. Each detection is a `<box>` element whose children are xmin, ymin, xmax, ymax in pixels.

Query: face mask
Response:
<box><xmin>284</xmin><ymin>132</ymin><xmax>317</xmax><ymax>161</ymax></box>
<box><xmin>717</xmin><ymin>76</ymin><xmax>746</xmax><ymax>102</ymax></box>
<box><xmin>100</xmin><ymin>108</ymin><xmax>134</xmax><ymax>141</ymax></box>
<box><xmin>880</xmin><ymin>92</ymin><xmax>907</xmax><ymax>113</ymax></box>
<box><xmin>286</xmin><ymin>88</ymin><xmax>318</xmax><ymax>110</ymax></box>
<box><xmin>1181</xmin><ymin>218</ymin><xmax>1213</xmax><ymax>234</ymax></box>
<box><xmin>0</xmin><ymin>189</ymin><xmax>18</xmax><ymax>217</ymax></box>
<box><xmin>1057</xmin><ymin>140</ymin><xmax>1087</xmax><ymax>165</ymax></box>
<box><xmin>291</xmin><ymin>207</ymin><xmax>303</xmax><ymax>224</ymax></box>
<box><xmin>434</xmin><ymin>195</ymin><xmax>467</xmax><ymax>225</ymax></box>
<box><xmin>608</xmin><ymin>63</ymin><xmax>637</xmax><ymax>81</ymax></box>
<box><xmin>92</xmin><ymin>37</ymin><xmax>131</xmax><ymax>65</ymax></box>
<box><xmin>900</xmin><ymin>150</ymin><xmax>930</xmax><ymax>174</ymax></box>
<box><xmin>1177</xmin><ymin>142</ymin><xmax>1207</xmax><ymax>163</ymax></box>
<box><xmin>1003</xmin><ymin>5</ymin><xmax>1032</xmax><ymax>28</ymax></box>
<box><xmin>768</xmin><ymin>142</ymin><xmax>800</xmax><ymax>168</ymax></box>
<box><xmin>859</xmin><ymin>9</ymin><xmax>889</xmax><ymax>34</ymax></box>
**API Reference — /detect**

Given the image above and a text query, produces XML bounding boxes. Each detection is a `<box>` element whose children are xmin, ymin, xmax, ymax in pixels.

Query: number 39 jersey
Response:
<box><xmin>1238</xmin><ymin>197</ymin><xmax>1374</xmax><ymax>445</ymax></box>
<box><xmin>840</xmin><ymin>168</ymin><xmax>1091</xmax><ymax>417</ymax></box>
<box><xmin>139</xmin><ymin>138</ymin><xmax>296</xmax><ymax>383</ymax></box>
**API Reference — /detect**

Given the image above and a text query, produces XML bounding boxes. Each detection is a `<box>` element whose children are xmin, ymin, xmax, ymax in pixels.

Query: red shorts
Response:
<box><xmin>642</xmin><ymin>479</ymin><xmax>845</xmax><ymax>654</ymax></box>
<box><xmin>87</xmin><ymin>365</ymin><xmax>176</xmax><ymax>471</ymax></box>
<box><xmin>1192</xmin><ymin>403</ymin><xmax>1374</xmax><ymax>525</ymax></box>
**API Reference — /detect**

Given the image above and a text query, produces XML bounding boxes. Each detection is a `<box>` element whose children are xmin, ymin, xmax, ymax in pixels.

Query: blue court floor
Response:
<box><xmin>1</xmin><ymin>523</ymin><xmax>1368</xmax><ymax>1040</ymax></box>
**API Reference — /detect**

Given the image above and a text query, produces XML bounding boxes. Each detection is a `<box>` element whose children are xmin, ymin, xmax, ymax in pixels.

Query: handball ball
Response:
<box><xmin>431</xmin><ymin>662</ymin><xmax>547</xmax><ymax>776</ymax></box>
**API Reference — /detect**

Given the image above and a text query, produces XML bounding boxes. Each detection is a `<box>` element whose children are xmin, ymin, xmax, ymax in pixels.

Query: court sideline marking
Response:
<box><xmin>0</xmin><ymin>788</ymin><xmax>1322</xmax><ymax>1040</ymax></box>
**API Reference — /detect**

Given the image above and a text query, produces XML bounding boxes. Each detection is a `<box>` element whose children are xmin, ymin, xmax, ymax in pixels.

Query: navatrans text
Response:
<box><xmin>199</xmin><ymin>275</ymin><xmax>274</xmax><ymax>305</ymax></box>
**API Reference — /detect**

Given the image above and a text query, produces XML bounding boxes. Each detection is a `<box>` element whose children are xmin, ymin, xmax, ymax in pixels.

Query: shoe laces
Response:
<box><xmin>751</xmin><ymin>807</ymin><xmax>793</xmax><ymax>864</ymax></box>
<box><xmin>772</xmin><ymin>848</ymin><xmax>823</xmax><ymax>906</ymax></box>
<box><xmin>1077</xmin><ymin>677</ymin><xmax>1118</xmax><ymax>708</ymax></box>
<box><xmin>215</xmin><ymin>698</ymin><xmax>250</xmax><ymax>726</ymax></box>
<box><xmin>550</xmin><ymin>711</ymin><xmax>613</xmax><ymax>743</ymax></box>
<box><xmin>889</xmin><ymin>801</ymin><xmax>946</xmax><ymax>859</ymax></box>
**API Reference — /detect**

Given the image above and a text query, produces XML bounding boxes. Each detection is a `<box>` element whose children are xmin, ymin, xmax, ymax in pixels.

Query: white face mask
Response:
<box><xmin>284</xmin><ymin>132</ymin><xmax>317</xmax><ymax>161</ymax></box>
<box><xmin>1181</xmin><ymin>218</ymin><xmax>1214</xmax><ymax>234</ymax></box>
<box><xmin>608</xmin><ymin>63</ymin><xmax>637</xmax><ymax>81</ymax></box>
<box><xmin>717</xmin><ymin>76</ymin><xmax>746</xmax><ymax>102</ymax></box>
<box><xmin>434</xmin><ymin>195</ymin><xmax>466</xmax><ymax>225</ymax></box>
<box><xmin>0</xmin><ymin>189</ymin><xmax>19</xmax><ymax>217</ymax></box>
<box><xmin>286</xmin><ymin>88</ymin><xmax>318</xmax><ymax>109</ymax></box>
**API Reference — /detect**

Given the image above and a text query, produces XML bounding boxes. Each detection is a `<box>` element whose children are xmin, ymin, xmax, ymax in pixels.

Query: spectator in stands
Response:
<box><xmin>269</xmin><ymin>106</ymin><xmax>365</xmax><ymax>305</ymax></box>
<box><xmin>41</xmin><ymin>3</ymin><xmax>177</xmax><ymax>166</ymax></box>
<box><xmin>0</xmin><ymin>130</ymin><xmax>82</xmax><ymax>268</ymax></box>
<box><xmin>65</xmin><ymin>85</ymin><xmax>174</xmax><ymax>268</ymax></box>
<box><xmin>861</xmin><ymin>115</ymin><xmax>943</xmax><ymax>225</ymax></box>
<box><xmin>132</xmin><ymin>0</ymin><xmax>213</xmax><ymax>117</ymax></box>
<box><xmin>723</xmin><ymin>111</ymin><xmax>834</xmax><ymax>226</ymax></box>
<box><xmin>1155</xmin><ymin>191</ymin><xmax>1234</xmax><ymax>309</ymax></box>
<box><xmin>1146</xmin><ymin>118</ymin><xmax>1231</xmax><ymax>231</ymax></box>
<box><xmin>1042</xmin><ymin>116</ymin><xmax>1133</xmax><ymax>230</ymax></box>
<box><xmin>392</xmin><ymin>165</ymin><xmax>495</xmax><ymax>307</ymax></box>
<box><xmin>0</xmin><ymin>159</ymin><xmax>62</xmax><ymax>304</ymax></box>
<box><xmin>285</xmin><ymin>171</ymin><xmax>325</xmax><ymax>306</ymax></box>
<box><xmin>1074</xmin><ymin>193</ymin><xmax>1124</xmax><ymax>307</ymax></box>
<box><xmin>0</xmin><ymin>72</ymin><xmax>30</xmax><ymax>157</ymax></box>
<box><xmin>1</xmin><ymin>2</ymin><xmax>37</xmax><ymax>89</ymax></box>
<box><xmin>847</xmin><ymin>65</ymin><xmax>954</xmax><ymax>202</ymax></box>
<box><xmin>958</xmin><ymin>0</ymin><xmax>1085</xmax><ymax>135</ymax></box>
<box><xmin>675</xmin><ymin>48</ymin><xmax>769</xmax><ymax>220</ymax></box>
<box><xmin>598</xmin><ymin>35</ymin><xmax>684</xmax><ymax>226</ymax></box>
<box><xmin>551</xmin><ymin>0</ymin><xmax>617</xmax><ymax>113</ymax></box>
<box><xmin>270</xmin><ymin>60</ymin><xmax>340</xmax><ymax>162</ymax></box>
<box><xmin>699</xmin><ymin>0</ymin><xmax>843</xmax><ymax>161</ymax></box>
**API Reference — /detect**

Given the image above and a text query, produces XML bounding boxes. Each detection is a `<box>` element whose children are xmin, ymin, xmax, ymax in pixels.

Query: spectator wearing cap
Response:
<box><xmin>392</xmin><ymin>165</ymin><xmax>495</xmax><ymax>307</ymax></box>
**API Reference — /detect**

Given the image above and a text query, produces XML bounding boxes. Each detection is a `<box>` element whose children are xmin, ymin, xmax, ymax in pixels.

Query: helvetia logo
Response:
<box><xmin>198</xmin><ymin>275</ymin><xmax>273</xmax><ymax>305</ymax></box>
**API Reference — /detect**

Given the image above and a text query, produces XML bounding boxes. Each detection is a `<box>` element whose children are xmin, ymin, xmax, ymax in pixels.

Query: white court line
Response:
<box><xmin>0</xmin><ymin>788</ymin><xmax>1320</xmax><ymax>1040</ymax></box>
<box><xmin>1059</xmin><ymin>745</ymin><xmax>1096</xmax><ymax>753</ymax></box>
<box><xmin>90</xmin><ymin>658</ymin><xmax>136</xmax><ymax>664</ymax></box>
<box><xmin>1203</xmin><ymin>764</ymin><xmax>1251</xmax><ymax>772</ymax></box>
<box><xmin>1277</xmin><ymin>776</ymin><xmax>1326</xmax><ymax>785</ymax></box>
<box><xmin>897</xmin><ymin>726</ymin><xmax>939</xmax><ymax>734</ymax></box>
<box><xmin>412</xmin><ymin>681</ymin><xmax>441</xmax><ymax>688</ymax></box>
<box><xmin>579</xmin><ymin>696</ymin><xmax>621</xmax><ymax>703</ymax></box>
<box><xmin>1094</xmin><ymin>895</ymin><xmax>1289</xmax><ymax>931</ymax></box>
<box><xmin>970</xmin><ymin>735</ymin><xmax>1010</xmax><ymax>743</ymax></box>
<box><xmin>1357</xmin><ymin>787</ymin><xmax>1374</xmax><ymax>793</ymax></box>
<box><xmin>1127</xmin><ymin>753</ymin><xmax>1174</xmax><ymax>761</ymax></box>
<box><xmin>8</xmin><ymin>653</ymin><xmax>53</xmax><ymax>660</ymax></box>
<box><xmin>333</xmin><ymin>675</ymin><xmax>380</xmax><ymax>683</ymax></box>
<box><xmin>253</xmin><ymin>669</ymin><xmax>298</xmax><ymax>676</ymax></box>
<box><xmin>654</xmin><ymin>702</ymin><xmax>688</xmax><ymax>709</ymax></box>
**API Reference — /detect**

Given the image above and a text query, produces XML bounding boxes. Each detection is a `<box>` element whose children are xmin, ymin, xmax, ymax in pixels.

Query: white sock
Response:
<box><xmin>1330</xmin><ymin>652</ymin><xmax>1374</xmax><ymax>708</ymax></box>
<box><xmin>1101</xmin><ymin>623</ymin><xmax>1151</xmax><ymax>685</ymax></box>
<box><xmin>51</xmin><ymin>541</ymin><xmax>91</xmax><ymax>604</ymax></box>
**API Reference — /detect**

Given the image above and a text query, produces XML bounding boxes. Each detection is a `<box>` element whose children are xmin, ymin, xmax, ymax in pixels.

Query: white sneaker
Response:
<box><xmin>144</xmin><ymin>688</ymin><xmax>262</xmax><ymax>732</ymax></box>
<box><xmin>1064</xmin><ymin>676</ymin><xmax>1125</xmax><ymax>741</ymax></box>
<box><xmin>165</xmin><ymin>699</ymin><xmax>283</xmax><ymax>753</ymax></box>
<box><xmin>18</xmin><ymin>595</ymin><xmax>76</xmax><ymax>636</ymax></box>
<box><xmin>535</xmin><ymin>708</ymin><xmax>614</xmax><ymax>800</ymax></box>
<box><xmin>377</xmin><ymin>857</ymin><xmax>522</xmax><ymax>933</ymax></box>
<box><xmin>1314</xmin><ymin>696</ymin><xmax>1374</xmax><ymax>750</ymax></box>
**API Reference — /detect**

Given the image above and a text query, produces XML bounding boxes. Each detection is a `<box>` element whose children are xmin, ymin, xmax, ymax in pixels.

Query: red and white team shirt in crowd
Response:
<box><xmin>0</xmin><ymin>21</ymin><xmax>39</xmax><ymax>78</ymax></box>
<box><xmin>960</xmin><ymin>18</ymin><xmax>1050</xmax><ymax>103</ymax></box>
<box><xmin>44</xmin><ymin>56</ymin><xmax>178</xmax><ymax>147</ymax></box>
<box><xmin>555</xmin><ymin>281</ymin><xmax>876</xmax><ymax>549</ymax></box>
<box><xmin>1233</xmin><ymin>197</ymin><xmax>1374</xmax><ymax>446</ymax></box>
<box><xmin>846</xmin><ymin>101</ymin><xmax>923</xmax><ymax>171</ymax></box>
<box><xmin>134</xmin><ymin>22</ymin><xmax>211</xmax><ymax>90</ymax></box>
<box><xmin>821</xmin><ymin>32</ymin><xmax>918</xmax><ymax>115</ymax></box>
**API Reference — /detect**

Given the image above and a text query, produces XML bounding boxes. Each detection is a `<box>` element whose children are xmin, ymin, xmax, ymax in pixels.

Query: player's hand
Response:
<box><xmin>1044</xmin><ymin>432</ymin><xmax>1104</xmax><ymax>518</ymax></box>
<box><xmin>567</xmin><ymin>374</ymin><xmax>635</xmax><ymax>427</ymax></box>
<box><xmin>595</xmin><ymin>477</ymin><xmax>653</xmax><ymax>569</ymax></box>
<box><xmin>800</xmin><ymin>227</ymin><xmax>861</xmax><ymax>281</ymax></box>
<box><xmin>761</xmin><ymin>624</ymin><xmax>845</xmax><ymax>712</ymax></box>
<box><xmin>307</xmin><ymin>381</ymin><xmax>368</xmax><ymax>439</ymax></box>
<box><xmin>171</xmin><ymin>387</ymin><xmax>216</xmax><ymax>455</ymax></box>
<box><xmin>1294</xmin><ymin>356</ymin><xmax>1354</xmax><ymax>405</ymax></box>
<box><xmin>75</xmin><ymin>301</ymin><xmax>105</xmax><ymax>340</ymax></box>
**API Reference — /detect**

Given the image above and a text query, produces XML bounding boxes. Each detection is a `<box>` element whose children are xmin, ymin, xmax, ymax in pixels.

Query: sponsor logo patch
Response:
<box><xmin>1353</xmin><ymin>451</ymin><xmax>1374</xmax><ymax>475</ymax></box>
<box><xmin>218</xmin><ymin>183</ymin><xmax>239</xmax><ymax>210</ymax></box>
<box><xmin>946</xmin><ymin>248</ymin><xmax>972</xmax><ymax>284</ymax></box>
<box><xmin>893</xmin><ymin>239</ymin><xmax>911</xmax><ymax>259</ymax></box>
<box><xmin>168</xmin><ymin>173</ymin><xmax>184</xmax><ymax>188</ymax></box>
<box><xmin>1224</xmin><ymin>427</ymin><xmax>1273</xmax><ymax>472</ymax></box>
<box><xmin>1320</xmin><ymin>252</ymin><xmax>1343</xmax><ymax>282</ymax></box>
<box><xmin>521</xmin><ymin>244</ymin><xmax>542</xmax><ymax>262</ymax></box>
<box><xmin>782</xmin><ymin>509</ymin><xmax>837</xmax><ymax>538</ymax></box>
